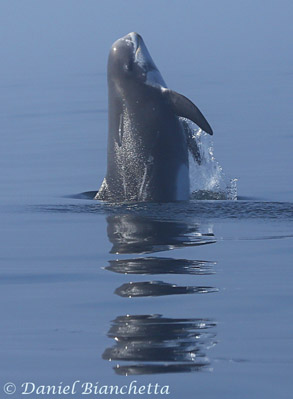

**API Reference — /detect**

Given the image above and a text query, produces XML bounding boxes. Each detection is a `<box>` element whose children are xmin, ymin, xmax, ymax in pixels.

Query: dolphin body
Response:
<box><xmin>95</xmin><ymin>32</ymin><xmax>213</xmax><ymax>203</ymax></box>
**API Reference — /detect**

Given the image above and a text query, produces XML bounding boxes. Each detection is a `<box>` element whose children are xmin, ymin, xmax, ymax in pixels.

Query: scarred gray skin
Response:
<box><xmin>96</xmin><ymin>32</ymin><xmax>213</xmax><ymax>203</ymax></box>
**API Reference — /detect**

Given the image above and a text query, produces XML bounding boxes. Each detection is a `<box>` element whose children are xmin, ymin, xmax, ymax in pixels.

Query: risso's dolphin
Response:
<box><xmin>95</xmin><ymin>32</ymin><xmax>213</xmax><ymax>203</ymax></box>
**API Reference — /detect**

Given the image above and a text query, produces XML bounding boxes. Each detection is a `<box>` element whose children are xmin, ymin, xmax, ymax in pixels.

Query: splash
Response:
<box><xmin>187</xmin><ymin>123</ymin><xmax>237</xmax><ymax>200</ymax></box>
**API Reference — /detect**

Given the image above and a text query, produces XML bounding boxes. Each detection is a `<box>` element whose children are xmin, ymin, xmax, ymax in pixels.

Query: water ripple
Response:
<box><xmin>30</xmin><ymin>200</ymin><xmax>293</xmax><ymax>221</ymax></box>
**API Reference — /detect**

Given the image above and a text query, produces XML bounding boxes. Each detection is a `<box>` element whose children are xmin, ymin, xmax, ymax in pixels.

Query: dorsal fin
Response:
<box><xmin>164</xmin><ymin>89</ymin><xmax>213</xmax><ymax>135</ymax></box>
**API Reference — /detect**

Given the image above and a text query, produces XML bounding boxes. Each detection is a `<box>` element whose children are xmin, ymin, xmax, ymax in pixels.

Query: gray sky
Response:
<box><xmin>0</xmin><ymin>0</ymin><xmax>292</xmax><ymax>78</ymax></box>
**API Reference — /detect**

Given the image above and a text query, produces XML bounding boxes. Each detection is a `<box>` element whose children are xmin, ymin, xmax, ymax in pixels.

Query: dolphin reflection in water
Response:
<box><xmin>106</xmin><ymin>257</ymin><xmax>216</xmax><ymax>275</ymax></box>
<box><xmin>106</xmin><ymin>214</ymin><xmax>215</xmax><ymax>254</ymax></box>
<box><xmin>102</xmin><ymin>213</ymin><xmax>218</xmax><ymax>375</ymax></box>
<box><xmin>108</xmin><ymin>215</ymin><xmax>217</xmax><ymax>298</ymax></box>
<box><xmin>103</xmin><ymin>315</ymin><xmax>216</xmax><ymax>375</ymax></box>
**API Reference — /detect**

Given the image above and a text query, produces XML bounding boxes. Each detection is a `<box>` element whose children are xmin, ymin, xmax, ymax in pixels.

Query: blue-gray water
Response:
<box><xmin>1</xmin><ymin>1</ymin><xmax>293</xmax><ymax>398</ymax></box>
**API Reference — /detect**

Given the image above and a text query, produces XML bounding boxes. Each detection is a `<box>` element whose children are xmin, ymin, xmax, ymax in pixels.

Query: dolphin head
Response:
<box><xmin>108</xmin><ymin>32</ymin><xmax>167</xmax><ymax>89</ymax></box>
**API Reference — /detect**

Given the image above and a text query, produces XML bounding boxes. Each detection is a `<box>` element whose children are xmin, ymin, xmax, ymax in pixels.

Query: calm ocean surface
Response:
<box><xmin>0</xmin><ymin>1</ymin><xmax>292</xmax><ymax>398</ymax></box>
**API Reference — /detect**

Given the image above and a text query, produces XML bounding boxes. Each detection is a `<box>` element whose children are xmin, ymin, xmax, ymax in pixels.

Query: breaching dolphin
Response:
<box><xmin>95</xmin><ymin>32</ymin><xmax>213</xmax><ymax>203</ymax></box>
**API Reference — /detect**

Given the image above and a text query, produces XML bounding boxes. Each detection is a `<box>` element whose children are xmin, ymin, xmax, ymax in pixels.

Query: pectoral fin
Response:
<box><xmin>165</xmin><ymin>89</ymin><xmax>213</xmax><ymax>135</ymax></box>
<box><xmin>181</xmin><ymin>119</ymin><xmax>202</xmax><ymax>165</ymax></box>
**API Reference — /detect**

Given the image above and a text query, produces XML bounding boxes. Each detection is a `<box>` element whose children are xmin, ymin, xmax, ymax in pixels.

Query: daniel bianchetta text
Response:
<box><xmin>18</xmin><ymin>381</ymin><xmax>171</xmax><ymax>396</ymax></box>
